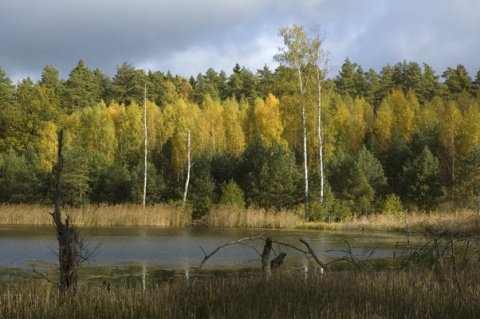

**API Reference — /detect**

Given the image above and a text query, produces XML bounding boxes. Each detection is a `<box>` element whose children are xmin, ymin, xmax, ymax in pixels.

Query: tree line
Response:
<box><xmin>1</xmin><ymin>27</ymin><xmax>479</xmax><ymax>221</ymax></box>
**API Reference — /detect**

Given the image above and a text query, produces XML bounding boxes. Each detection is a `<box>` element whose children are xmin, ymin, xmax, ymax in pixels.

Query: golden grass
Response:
<box><xmin>304</xmin><ymin>210</ymin><xmax>480</xmax><ymax>236</ymax></box>
<box><xmin>205</xmin><ymin>205</ymin><xmax>304</xmax><ymax>229</ymax></box>
<box><xmin>1</xmin><ymin>204</ymin><xmax>479</xmax><ymax>236</ymax></box>
<box><xmin>0</xmin><ymin>204</ymin><xmax>191</xmax><ymax>227</ymax></box>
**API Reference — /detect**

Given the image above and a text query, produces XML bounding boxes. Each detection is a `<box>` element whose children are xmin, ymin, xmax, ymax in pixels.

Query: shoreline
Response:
<box><xmin>1</xmin><ymin>203</ymin><xmax>479</xmax><ymax>237</ymax></box>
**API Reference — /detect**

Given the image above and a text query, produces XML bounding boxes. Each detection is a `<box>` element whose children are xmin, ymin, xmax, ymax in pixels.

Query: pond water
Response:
<box><xmin>0</xmin><ymin>226</ymin><xmax>423</xmax><ymax>283</ymax></box>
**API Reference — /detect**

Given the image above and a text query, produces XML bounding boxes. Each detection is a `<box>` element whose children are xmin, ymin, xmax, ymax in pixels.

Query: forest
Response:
<box><xmin>1</xmin><ymin>26</ymin><xmax>479</xmax><ymax>222</ymax></box>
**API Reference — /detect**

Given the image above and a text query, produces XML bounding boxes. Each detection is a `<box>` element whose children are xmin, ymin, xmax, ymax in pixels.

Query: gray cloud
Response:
<box><xmin>1</xmin><ymin>0</ymin><xmax>478</xmax><ymax>82</ymax></box>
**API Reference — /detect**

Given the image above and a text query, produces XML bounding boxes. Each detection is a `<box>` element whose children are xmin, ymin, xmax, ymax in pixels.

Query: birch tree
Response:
<box><xmin>275</xmin><ymin>24</ymin><xmax>326</xmax><ymax>219</ymax></box>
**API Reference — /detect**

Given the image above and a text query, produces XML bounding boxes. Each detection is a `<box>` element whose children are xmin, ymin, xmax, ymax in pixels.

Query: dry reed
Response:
<box><xmin>206</xmin><ymin>205</ymin><xmax>304</xmax><ymax>229</ymax></box>
<box><xmin>1</xmin><ymin>204</ymin><xmax>479</xmax><ymax>236</ymax></box>
<box><xmin>0</xmin><ymin>204</ymin><xmax>191</xmax><ymax>227</ymax></box>
<box><xmin>304</xmin><ymin>210</ymin><xmax>480</xmax><ymax>235</ymax></box>
<box><xmin>2</xmin><ymin>263</ymin><xmax>479</xmax><ymax>319</ymax></box>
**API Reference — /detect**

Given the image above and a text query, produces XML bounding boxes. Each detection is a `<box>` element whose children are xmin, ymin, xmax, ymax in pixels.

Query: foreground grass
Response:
<box><xmin>2</xmin><ymin>264</ymin><xmax>479</xmax><ymax>319</ymax></box>
<box><xmin>1</xmin><ymin>204</ymin><xmax>479</xmax><ymax>236</ymax></box>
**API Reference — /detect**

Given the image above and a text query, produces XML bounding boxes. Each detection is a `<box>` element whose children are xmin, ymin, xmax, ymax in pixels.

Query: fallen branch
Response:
<box><xmin>299</xmin><ymin>238</ymin><xmax>328</xmax><ymax>270</ymax></box>
<box><xmin>268</xmin><ymin>237</ymin><xmax>328</xmax><ymax>271</ymax></box>
<box><xmin>192</xmin><ymin>236</ymin><xmax>264</xmax><ymax>284</ymax></box>
<box><xmin>191</xmin><ymin>236</ymin><xmax>327</xmax><ymax>284</ymax></box>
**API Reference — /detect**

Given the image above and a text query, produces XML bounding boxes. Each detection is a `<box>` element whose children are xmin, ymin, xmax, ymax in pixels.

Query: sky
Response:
<box><xmin>1</xmin><ymin>0</ymin><xmax>479</xmax><ymax>83</ymax></box>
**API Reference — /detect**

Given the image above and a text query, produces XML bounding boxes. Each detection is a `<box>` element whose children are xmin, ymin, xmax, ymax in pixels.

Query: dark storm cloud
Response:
<box><xmin>1</xmin><ymin>0</ymin><xmax>478</xmax><ymax>82</ymax></box>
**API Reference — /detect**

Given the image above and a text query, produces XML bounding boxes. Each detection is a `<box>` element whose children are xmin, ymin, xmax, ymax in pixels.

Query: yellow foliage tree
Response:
<box><xmin>373</xmin><ymin>99</ymin><xmax>394</xmax><ymax>153</ymax></box>
<box><xmin>222</xmin><ymin>98</ymin><xmax>245</xmax><ymax>156</ymax></box>
<box><xmin>162</xmin><ymin>99</ymin><xmax>201</xmax><ymax>175</ymax></box>
<box><xmin>251</xmin><ymin>94</ymin><xmax>284</xmax><ymax>147</ymax></box>
<box><xmin>38</xmin><ymin>121</ymin><xmax>58</xmax><ymax>172</ymax></box>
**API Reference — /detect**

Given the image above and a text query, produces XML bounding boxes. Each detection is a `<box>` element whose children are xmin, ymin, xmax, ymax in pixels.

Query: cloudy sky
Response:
<box><xmin>1</xmin><ymin>0</ymin><xmax>479</xmax><ymax>82</ymax></box>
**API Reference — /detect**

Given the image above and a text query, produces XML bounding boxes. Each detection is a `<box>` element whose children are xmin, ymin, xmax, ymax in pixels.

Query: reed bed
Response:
<box><xmin>305</xmin><ymin>210</ymin><xmax>480</xmax><ymax>235</ymax></box>
<box><xmin>1</xmin><ymin>204</ymin><xmax>479</xmax><ymax>236</ymax></box>
<box><xmin>205</xmin><ymin>205</ymin><xmax>304</xmax><ymax>229</ymax></box>
<box><xmin>2</xmin><ymin>263</ymin><xmax>479</xmax><ymax>319</ymax></box>
<box><xmin>0</xmin><ymin>204</ymin><xmax>191</xmax><ymax>227</ymax></box>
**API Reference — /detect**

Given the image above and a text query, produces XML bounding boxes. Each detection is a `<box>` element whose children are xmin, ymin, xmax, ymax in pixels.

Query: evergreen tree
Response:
<box><xmin>442</xmin><ymin>64</ymin><xmax>473</xmax><ymax>98</ymax></box>
<box><xmin>375</xmin><ymin>65</ymin><xmax>395</xmax><ymax>106</ymax></box>
<box><xmin>401</xmin><ymin>146</ymin><xmax>443</xmax><ymax>211</ymax></box>
<box><xmin>417</xmin><ymin>63</ymin><xmax>441</xmax><ymax>104</ymax></box>
<box><xmin>257</xmin><ymin>64</ymin><xmax>275</xmax><ymax>99</ymax></box>
<box><xmin>188</xmin><ymin>154</ymin><xmax>216</xmax><ymax>219</ymax></box>
<box><xmin>40</xmin><ymin>65</ymin><xmax>64</xmax><ymax>97</ymax></box>
<box><xmin>238</xmin><ymin>139</ymin><xmax>301</xmax><ymax>209</ymax></box>
<box><xmin>457</xmin><ymin>144</ymin><xmax>480</xmax><ymax>212</ymax></box>
<box><xmin>334</xmin><ymin>58</ymin><xmax>359</xmax><ymax>97</ymax></box>
<box><xmin>64</xmin><ymin>59</ymin><xmax>98</xmax><ymax>112</ymax></box>
<box><xmin>111</xmin><ymin>62</ymin><xmax>147</xmax><ymax>105</ymax></box>
<box><xmin>0</xmin><ymin>147</ymin><xmax>44</xmax><ymax>203</ymax></box>
<box><xmin>0</xmin><ymin>67</ymin><xmax>17</xmax><ymax>150</ymax></box>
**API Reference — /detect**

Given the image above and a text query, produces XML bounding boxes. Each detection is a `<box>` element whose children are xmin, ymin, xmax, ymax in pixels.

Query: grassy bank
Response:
<box><xmin>1</xmin><ymin>204</ymin><xmax>479</xmax><ymax>236</ymax></box>
<box><xmin>2</xmin><ymin>263</ymin><xmax>479</xmax><ymax>319</ymax></box>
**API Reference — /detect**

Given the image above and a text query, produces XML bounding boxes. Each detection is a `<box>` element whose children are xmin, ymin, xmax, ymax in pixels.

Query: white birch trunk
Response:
<box><xmin>143</xmin><ymin>84</ymin><xmax>147</xmax><ymax>209</ymax></box>
<box><xmin>316</xmin><ymin>67</ymin><xmax>324</xmax><ymax>205</ymax></box>
<box><xmin>298</xmin><ymin>66</ymin><xmax>310</xmax><ymax>220</ymax></box>
<box><xmin>182</xmin><ymin>130</ymin><xmax>191</xmax><ymax>208</ymax></box>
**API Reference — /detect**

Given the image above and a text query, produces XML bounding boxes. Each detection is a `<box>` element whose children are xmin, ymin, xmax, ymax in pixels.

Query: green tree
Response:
<box><xmin>93</xmin><ymin>68</ymin><xmax>112</xmax><ymax>104</ymax></box>
<box><xmin>417</xmin><ymin>63</ymin><xmax>441</xmax><ymax>104</ymax></box>
<box><xmin>39</xmin><ymin>65</ymin><xmax>64</xmax><ymax>97</ymax></box>
<box><xmin>392</xmin><ymin>60</ymin><xmax>422</xmax><ymax>94</ymax></box>
<box><xmin>111</xmin><ymin>62</ymin><xmax>147</xmax><ymax>105</ymax></box>
<box><xmin>0</xmin><ymin>67</ymin><xmax>17</xmax><ymax>151</ymax></box>
<box><xmin>442</xmin><ymin>64</ymin><xmax>473</xmax><ymax>98</ymax></box>
<box><xmin>219</xmin><ymin>179</ymin><xmax>245</xmax><ymax>207</ymax></box>
<box><xmin>375</xmin><ymin>65</ymin><xmax>395</xmax><ymax>106</ymax></box>
<box><xmin>257</xmin><ymin>65</ymin><xmax>275</xmax><ymax>99</ymax></box>
<box><xmin>328</xmin><ymin>147</ymin><xmax>387</xmax><ymax>215</ymax></box>
<box><xmin>188</xmin><ymin>154</ymin><xmax>216</xmax><ymax>219</ymax></box>
<box><xmin>457</xmin><ymin>144</ymin><xmax>480</xmax><ymax>213</ymax></box>
<box><xmin>401</xmin><ymin>146</ymin><xmax>443</xmax><ymax>211</ymax></box>
<box><xmin>238</xmin><ymin>140</ymin><xmax>301</xmax><ymax>209</ymax></box>
<box><xmin>64</xmin><ymin>59</ymin><xmax>98</xmax><ymax>112</ymax></box>
<box><xmin>335</xmin><ymin>58</ymin><xmax>367</xmax><ymax>98</ymax></box>
<box><xmin>0</xmin><ymin>147</ymin><xmax>44</xmax><ymax>203</ymax></box>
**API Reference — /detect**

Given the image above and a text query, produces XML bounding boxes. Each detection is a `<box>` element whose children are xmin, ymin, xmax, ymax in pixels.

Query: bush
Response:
<box><xmin>219</xmin><ymin>180</ymin><xmax>245</xmax><ymax>207</ymax></box>
<box><xmin>382</xmin><ymin>193</ymin><xmax>403</xmax><ymax>215</ymax></box>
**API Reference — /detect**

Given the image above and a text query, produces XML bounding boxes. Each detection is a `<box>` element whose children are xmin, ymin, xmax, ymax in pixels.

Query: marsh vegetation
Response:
<box><xmin>2</xmin><ymin>236</ymin><xmax>479</xmax><ymax>318</ymax></box>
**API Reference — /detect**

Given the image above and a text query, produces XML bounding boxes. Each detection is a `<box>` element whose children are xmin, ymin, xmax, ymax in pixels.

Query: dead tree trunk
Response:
<box><xmin>261</xmin><ymin>237</ymin><xmax>273</xmax><ymax>277</ymax></box>
<box><xmin>51</xmin><ymin>130</ymin><xmax>79</xmax><ymax>295</ymax></box>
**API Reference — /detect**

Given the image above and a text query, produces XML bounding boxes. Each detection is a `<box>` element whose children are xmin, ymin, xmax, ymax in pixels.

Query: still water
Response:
<box><xmin>0</xmin><ymin>226</ymin><xmax>421</xmax><ymax>282</ymax></box>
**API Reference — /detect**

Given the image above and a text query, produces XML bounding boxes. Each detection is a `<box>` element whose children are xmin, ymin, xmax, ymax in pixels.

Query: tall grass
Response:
<box><xmin>206</xmin><ymin>205</ymin><xmax>304</xmax><ymax>228</ymax></box>
<box><xmin>305</xmin><ymin>210</ymin><xmax>480</xmax><ymax>235</ymax></box>
<box><xmin>2</xmin><ymin>263</ymin><xmax>479</xmax><ymax>319</ymax></box>
<box><xmin>0</xmin><ymin>204</ymin><xmax>191</xmax><ymax>227</ymax></box>
<box><xmin>1</xmin><ymin>204</ymin><xmax>479</xmax><ymax>235</ymax></box>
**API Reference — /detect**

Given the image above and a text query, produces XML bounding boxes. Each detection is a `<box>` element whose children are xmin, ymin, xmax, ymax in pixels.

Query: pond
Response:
<box><xmin>0</xmin><ymin>226</ymin><xmax>423</xmax><ymax>284</ymax></box>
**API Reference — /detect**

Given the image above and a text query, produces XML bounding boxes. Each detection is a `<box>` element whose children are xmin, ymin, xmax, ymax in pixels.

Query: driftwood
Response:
<box><xmin>270</xmin><ymin>252</ymin><xmax>287</xmax><ymax>270</ymax></box>
<box><xmin>192</xmin><ymin>236</ymin><xmax>263</xmax><ymax>284</ymax></box>
<box><xmin>299</xmin><ymin>238</ymin><xmax>328</xmax><ymax>270</ymax></box>
<box><xmin>192</xmin><ymin>235</ymin><xmax>326</xmax><ymax>284</ymax></box>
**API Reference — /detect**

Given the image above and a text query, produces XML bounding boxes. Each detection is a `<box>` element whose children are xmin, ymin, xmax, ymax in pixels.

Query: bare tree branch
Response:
<box><xmin>192</xmin><ymin>236</ymin><xmax>264</xmax><ymax>284</ymax></box>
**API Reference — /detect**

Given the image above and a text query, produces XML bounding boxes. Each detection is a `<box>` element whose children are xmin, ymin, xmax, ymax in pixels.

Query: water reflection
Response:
<box><xmin>0</xmin><ymin>226</ymin><xmax>424</xmax><ymax>283</ymax></box>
